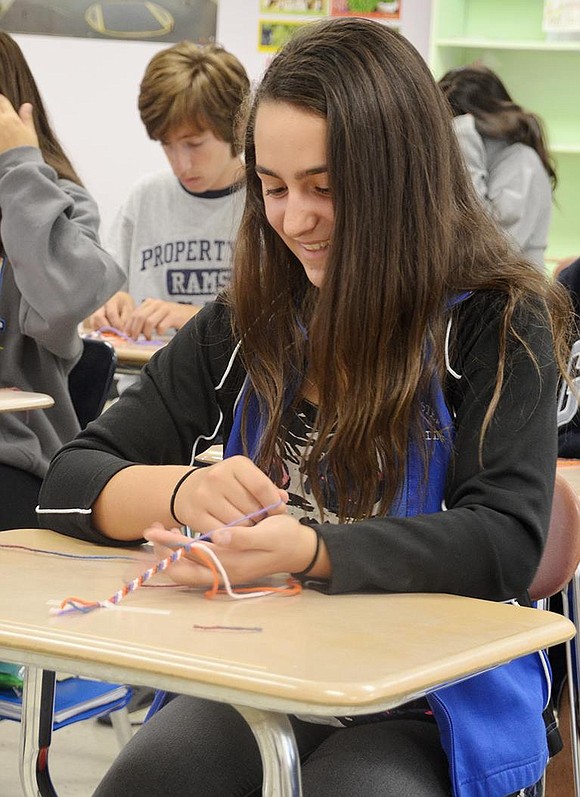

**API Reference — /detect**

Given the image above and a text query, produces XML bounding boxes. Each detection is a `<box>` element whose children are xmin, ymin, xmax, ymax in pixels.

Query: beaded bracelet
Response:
<box><xmin>169</xmin><ymin>469</ymin><xmax>197</xmax><ymax>527</ymax></box>
<box><xmin>291</xmin><ymin>523</ymin><xmax>321</xmax><ymax>579</ymax></box>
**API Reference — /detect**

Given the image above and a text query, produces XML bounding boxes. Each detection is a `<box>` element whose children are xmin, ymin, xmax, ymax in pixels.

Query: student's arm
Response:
<box><xmin>91</xmin><ymin>456</ymin><xmax>287</xmax><ymax>541</ymax></box>
<box><xmin>485</xmin><ymin>144</ymin><xmax>552</xmax><ymax>258</ymax></box>
<box><xmin>38</xmin><ymin>302</ymin><xmax>283</xmax><ymax>543</ymax></box>
<box><xmin>452</xmin><ymin>114</ymin><xmax>552</xmax><ymax>261</ymax></box>
<box><xmin>0</xmin><ymin>101</ymin><xmax>124</xmax><ymax>358</ymax></box>
<box><xmin>452</xmin><ymin>114</ymin><xmax>488</xmax><ymax>200</ymax></box>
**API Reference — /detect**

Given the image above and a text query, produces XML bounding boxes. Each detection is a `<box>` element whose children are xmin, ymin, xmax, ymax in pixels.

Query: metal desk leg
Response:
<box><xmin>19</xmin><ymin>667</ymin><xmax>58</xmax><ymax>797</ymax></box>
<box><xmin>234</xmin><ymin>705</ymin><xmax>302</xmax><ymax>797</ymax></box>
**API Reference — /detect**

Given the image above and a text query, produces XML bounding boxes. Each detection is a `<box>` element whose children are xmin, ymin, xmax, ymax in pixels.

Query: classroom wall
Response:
<box><xmin>14</xmin><ymin>0</ymin><xmax>433</xmax><ymax>236</ymax></box>
<box><xmin>14</xmin><ymin>33</ymin><xmax>168</xmax><ymax>236</ymax></box>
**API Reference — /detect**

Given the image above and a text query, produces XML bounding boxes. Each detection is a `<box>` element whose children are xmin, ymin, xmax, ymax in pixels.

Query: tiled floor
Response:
<box><xmin>0</xmin><ymin>708</ymin><xmax>145</xmax><ymax>796</ymax></box>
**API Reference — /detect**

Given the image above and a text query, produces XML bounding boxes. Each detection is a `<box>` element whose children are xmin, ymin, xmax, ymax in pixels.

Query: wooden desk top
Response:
<box><xmin>0</xmin><ymin>389</ymin><xmax>54</xmax><ymax>413</ymax></box>
<box><xmin>194</xmin><ymin>443</ymin><xmax>224</xmax><ymax>466</ymax></box>
<box><xmin>84</xmin><ymin>333</ymin><xmax>167</xmax><ymax>366</ymax></box>
<box><xmin>0</xmin><ymin>529</ymin><xmax>573</xmax><ymax>717</ymax></box>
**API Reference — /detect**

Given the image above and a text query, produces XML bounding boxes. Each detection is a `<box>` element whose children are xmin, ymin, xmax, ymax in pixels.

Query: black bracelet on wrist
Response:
<box><xmin>291</xmin><ymin>523</ymin><xmax>321</xmax><ymax>579</ymax></box>
<box><xmin>169</xmin><ymin>469</ymin><xmax>197</xmax><ymax>527</ymax></box>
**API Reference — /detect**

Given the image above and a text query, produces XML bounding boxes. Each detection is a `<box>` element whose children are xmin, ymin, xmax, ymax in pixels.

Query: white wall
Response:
<box><xmin>15</xmin><ymin>33</ymin><xmax>168</xmax><ymax>236</ymax></box>
<box><xmin>14</xmin><ymin>0</ymin><xmax>432</xmax><ymax>236</ymax></box>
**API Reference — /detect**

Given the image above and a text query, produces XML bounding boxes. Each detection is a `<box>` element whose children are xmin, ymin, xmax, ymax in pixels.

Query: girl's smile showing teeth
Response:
<box><xmin>302</xmin><ymin>240</ymin><xmax>330</xmax><ymax>251</ymax></box>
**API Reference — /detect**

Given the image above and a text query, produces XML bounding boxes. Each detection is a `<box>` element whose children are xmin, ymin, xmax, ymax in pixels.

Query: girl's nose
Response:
<box><xmin>282</xmin><ymin>194</ymin><xmax>316</xmax><ymax>239</ymax></box>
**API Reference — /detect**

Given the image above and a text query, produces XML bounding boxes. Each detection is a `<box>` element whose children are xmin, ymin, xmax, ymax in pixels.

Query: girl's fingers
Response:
<box><xmin>144</xmin><ymin>525</ymin><xmax>187</xmax><ymax>547</ymax></box>
<box><xmin>144</xmin><ymin>527</ymin><xmax>217</xmax><ymax>586</ymax></box>
<box><xmin>175</xmin><ymin>458</ymin><xmax>287</xmax><ymax>532</ymax></box>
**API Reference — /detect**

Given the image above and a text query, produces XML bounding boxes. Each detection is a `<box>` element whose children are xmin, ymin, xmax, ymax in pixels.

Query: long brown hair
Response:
<box><xmin>230</xmin><ymin>17</ymin><xmax>570</xmax><ymax>522</ymax></box>
<box><xmin>438</xmin><ymin>64</ymin><xmax>557</xmax><ymax>188</ymax></box>
<box><xmin>0</xmin><ymin>31</ymin><xmax>81</xmax><ymax>186</ymax></box>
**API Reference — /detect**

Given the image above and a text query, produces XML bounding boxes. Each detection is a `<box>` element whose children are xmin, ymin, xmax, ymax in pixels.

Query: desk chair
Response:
<box><xmin>68</xmin><ymin>337</ymin><xmax>117</xmax><ymax>430</ymax></box>
<box><xmin>530</xmin><ymin>472</ymin><xmax>580</xmax><ymax>796</ymax></box>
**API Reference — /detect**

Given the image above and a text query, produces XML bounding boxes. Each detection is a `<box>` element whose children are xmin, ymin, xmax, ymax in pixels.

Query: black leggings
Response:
<box><xmin>0</xmin><ymin>464</ymin><xmax>42</xmax><ymax>531</ymax></box>
<box><xmin>94</xmin><ymin>695</ymin><xmax>452</xmax><ymax>797</ymax></box>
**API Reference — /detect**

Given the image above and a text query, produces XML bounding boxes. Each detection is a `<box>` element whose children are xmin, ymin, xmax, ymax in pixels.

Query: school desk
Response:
<box><xmin>0</xmin><ymin>389</ymin><xmax>54</xmax><ymax>414</ymax></box>
<box><xmin>0</xmin><ymin>528</ymin><xmax>574</xmax><ymax>797</ymax></box>
<box><xmin>82</xmin><ymin>332</ymin><xmax>168</xmax><ymax>368</ymax></box>
<box><xmin>194</xmin><ymin>442</ymin><xmax>224</xmax><ymax>466</ymax></box>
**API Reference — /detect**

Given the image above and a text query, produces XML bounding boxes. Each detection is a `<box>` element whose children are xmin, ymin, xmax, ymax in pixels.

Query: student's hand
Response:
<box><xmin>124</xmin><ymin>299</ymin><xmax>200</xmax><ymax>340</ymax></box>
<box><xmin>88</xmin><ymin>291</ymin><xmax>135</xmax><ymax>331</ymax></box>
<box><xmin>144</xmin><ymin>513</ymin><xmax>319</xmax><ymax>586</ymax></box>
<box><xmin>171</xmin><ymin>455</ymin><xmax>288</xmax><ymax>535</ymax></box>
<box><xmin>0</xmin><ymin>97</ymin><xmax>39</xmax><ymax>153</ymax></box>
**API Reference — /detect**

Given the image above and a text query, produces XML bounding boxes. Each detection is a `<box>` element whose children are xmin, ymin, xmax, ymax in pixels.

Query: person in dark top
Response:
<box><xmin>39</xmin><ymin>18</ymin><xmax>571</xmax><ymax>797</ymax></box>
<box><xmin>556</xmin><ymin>256</ymin><xmax>580</xmax><ymax>457</ymax></box>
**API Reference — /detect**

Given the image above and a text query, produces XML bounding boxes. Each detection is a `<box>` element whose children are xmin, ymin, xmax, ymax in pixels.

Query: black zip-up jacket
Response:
<box><xmin>38</xmin><ymin>291</ymin><xmax>558</xmax><ymax>601</ymax></box>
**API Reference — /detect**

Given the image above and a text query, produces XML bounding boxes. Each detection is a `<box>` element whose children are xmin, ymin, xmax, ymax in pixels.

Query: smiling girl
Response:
<box><xmin>40</xmin><ymin>18</ymin><xmax>571</xmax><ymax>797</ymax></box>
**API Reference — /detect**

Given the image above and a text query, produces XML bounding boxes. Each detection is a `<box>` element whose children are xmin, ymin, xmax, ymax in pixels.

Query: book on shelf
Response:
<box><xmin>0</xmin><ymin>677</ymin><xmax>129</xmax><ymax>724</ymax></box>
<box><xmin>543</xmin><ymin>0</ymin><xmax>580</xmax><ymax>34</ymax></box>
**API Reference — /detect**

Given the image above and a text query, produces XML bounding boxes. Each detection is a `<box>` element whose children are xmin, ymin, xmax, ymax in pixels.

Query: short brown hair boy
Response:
<box><xmin>138</xmin><ymin>41</ymin><xmax>250</xmax><ymax>156</ymax></box>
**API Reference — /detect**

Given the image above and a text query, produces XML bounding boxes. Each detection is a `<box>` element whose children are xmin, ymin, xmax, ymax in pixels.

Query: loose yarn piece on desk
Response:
<box><xmin>52</xmin><ymin>501</ymin><xmax>301</xmax><ymax>616</ymax></box>
<box><xmin>0</xmin><ymin>543</ymin><xmax>137</xmax><ymax>562</ymax></box>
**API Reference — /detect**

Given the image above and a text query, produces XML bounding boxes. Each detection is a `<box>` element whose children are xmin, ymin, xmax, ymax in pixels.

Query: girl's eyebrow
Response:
<box><xmin>255</xmin><ymin>164</ymin><xmax>328</xmax><ymax>179</ymax></box>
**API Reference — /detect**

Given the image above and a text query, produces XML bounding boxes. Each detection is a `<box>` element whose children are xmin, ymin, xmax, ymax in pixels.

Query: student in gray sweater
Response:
<box><xmin>0</xmin><ymin>32</ymin><xmax>124</xmax><ymax>530</ymax></box>
<box><xmin>439</xmin><ymin>65</ymin><xmax>556</xmax><ymax>272</ymax></box>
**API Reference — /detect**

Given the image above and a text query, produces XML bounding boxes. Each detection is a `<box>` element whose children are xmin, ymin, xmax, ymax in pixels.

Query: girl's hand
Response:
<box><xmin>0</xmin><ymin>97</ymin><xmax>39</xmax><ymax>153</ymax></box>
<box><xmin>172</xmin><ymin>455</ymin><xmax>288</xmax><ymax>534</ymax></box>
<box><xmin>144</xmin><ymin>514</ymin><xmax>318</xmax><ymax>586</ymax></box>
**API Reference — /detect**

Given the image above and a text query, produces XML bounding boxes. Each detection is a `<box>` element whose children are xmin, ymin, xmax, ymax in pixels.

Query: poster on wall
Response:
<box><xmin>258</xmin><ymin>19</ymin><xmax>308</xmax><ymax>52</ymax></box>
<box><xmin>543</xmin><ymin>0</ymin><xmax>580</xmax><ymax>33</ymax></box>
<box><xmin>330</xmin><ymin>0</ymin><xmax>400</xmax><ymax>19</ymax></box>
<box><xmin>257</xmin><ymin>0</ymin><xmax>400</xmax><ymax>54</ymax></box>
<box><xmin>258</xmin><ymin>1</ymin><xmax>328</xmax><ymax>14</ymax></box>
<box><xmin>0</xmin><ymin>0</ymin><xmax>217</xmax><ymax>42</ymax></box>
